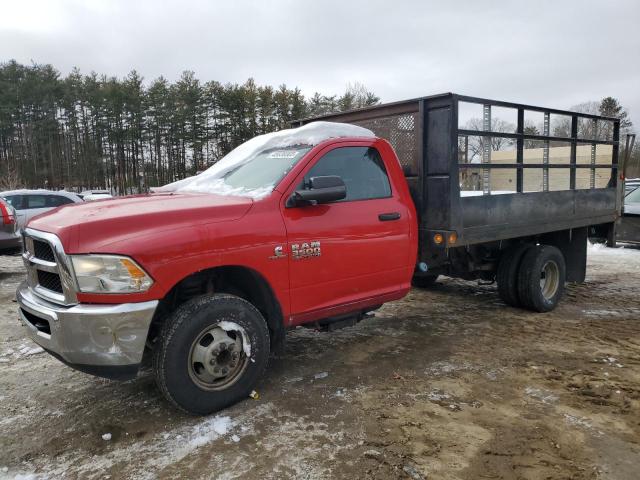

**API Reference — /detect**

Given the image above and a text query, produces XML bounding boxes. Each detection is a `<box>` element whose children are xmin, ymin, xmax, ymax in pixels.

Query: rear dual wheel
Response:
<box><xmin>517</xmin><ymin>245</ymin><xmax>566</xmax><ymax>312</ymax></box>
<box><xmin>496</xmin><ymin>244</ymin><xmax>531</xmax><ymax>307</ymax></box>
<box><xmin>497</xmin><ymin>244</ymin><xmax>566</xmax><ymax>312</ymax></box>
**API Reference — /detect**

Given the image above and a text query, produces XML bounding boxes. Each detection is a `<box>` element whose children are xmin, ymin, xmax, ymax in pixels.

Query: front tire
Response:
<box><xmin>153</xmin><ymin>294</ymin><xmax>270</xmax><ymax>415</ymax></box>
<box><xmin>517</xmin><ymin>245</ymin><xmax>566</xmax><ymax>312</ymax></box>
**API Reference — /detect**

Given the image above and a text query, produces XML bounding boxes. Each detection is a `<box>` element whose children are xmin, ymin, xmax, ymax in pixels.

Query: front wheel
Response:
<box><xmin>153</xmin><ymin>293</ymin><xmax>270</xmax><ymax>415</ymax></box>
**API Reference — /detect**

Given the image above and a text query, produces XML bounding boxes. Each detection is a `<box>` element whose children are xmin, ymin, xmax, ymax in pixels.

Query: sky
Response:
<box><xmin>1</xmin><ymin>0</ymin><xmax>639</xmax><ymax>130</ymax></box>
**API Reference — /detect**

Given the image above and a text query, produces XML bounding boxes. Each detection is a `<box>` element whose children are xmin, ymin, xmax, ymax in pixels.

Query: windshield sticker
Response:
<box><xmin>268</xmin><ymin>150</ymin><xmax>299</xmax><ymax>159</ymax></box>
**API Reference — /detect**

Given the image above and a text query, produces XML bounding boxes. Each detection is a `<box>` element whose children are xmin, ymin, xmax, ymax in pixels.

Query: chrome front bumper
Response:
<box><xmin>17</xmin><ymin>282</ymin><xmax>158</xmax><ymax>375</ymax></box>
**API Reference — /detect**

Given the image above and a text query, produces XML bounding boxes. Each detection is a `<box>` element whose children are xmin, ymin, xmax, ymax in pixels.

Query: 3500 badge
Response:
<box><xmin>291</xmin><ymin>241</ymin><xmax>321</xmax><ymax>260</ymax></box>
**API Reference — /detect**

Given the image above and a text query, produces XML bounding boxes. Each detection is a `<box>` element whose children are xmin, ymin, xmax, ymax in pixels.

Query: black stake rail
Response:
<box><xmin>293</xmin><ymin>93</ymin><xmax>620</xmax><ymax>254</ymax></box>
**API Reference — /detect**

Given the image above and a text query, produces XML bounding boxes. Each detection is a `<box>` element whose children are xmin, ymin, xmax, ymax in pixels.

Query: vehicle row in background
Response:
<box><xmin>0</xmin><ymin>189</ymin><xmax>115</xmax><ymax>250</ymax></box>
<box><xmin>1</xmin><ymin>190</ymin><xmax>83</xmax><ymax>232</ymax></box>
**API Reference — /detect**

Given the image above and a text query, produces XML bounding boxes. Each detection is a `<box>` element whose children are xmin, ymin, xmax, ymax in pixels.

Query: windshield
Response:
<box><xmin>626</xmin><ymin>186</ymin><xmax>640</xmax><ymax>203</ymax></box>
<box><xmin>176</xmin><ymin>146</ymin><xmax>311</xmax><ymax>198</ymax></box>
<box><xmin>154</xmin><ymin>121</ymin><xmax>375</xmax><ymax>199</ymax></box>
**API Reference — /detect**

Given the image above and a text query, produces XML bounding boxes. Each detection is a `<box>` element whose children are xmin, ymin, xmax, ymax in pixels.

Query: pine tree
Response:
<box><xmin>0</xmin><ymin>60</ymin><xmax>382</xmax><ymax>191</ymax></box>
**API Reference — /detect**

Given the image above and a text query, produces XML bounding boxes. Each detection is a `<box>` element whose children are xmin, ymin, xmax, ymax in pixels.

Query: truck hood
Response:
<box><xmin>27</xmin><ymin>193</ymin><xmax>253</xmax><ymax>252</ymax></box>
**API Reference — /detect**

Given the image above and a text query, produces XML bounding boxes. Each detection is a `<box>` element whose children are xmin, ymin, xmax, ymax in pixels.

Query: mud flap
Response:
<box><xmin>540</xmin><ymin>227</ymin><xmax>587</xmax><ymax>283</ymax></box>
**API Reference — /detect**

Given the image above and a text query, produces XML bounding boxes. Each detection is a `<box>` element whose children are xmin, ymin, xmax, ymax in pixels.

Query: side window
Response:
<box><xmin>26</xmin><ymin>195</ymin><xmax>47</xmax><ymax>209</ymax></box>
<box><xmin>303</xmin><ymin>147</ymin><xmax>392</xmax><ymax>201</ymax></box>
<box><xmin>4</xmin><ymin>195</ymin><xmax>23</xmax><ymax>210</ymax></box>
<box><xmin>46</xmin><ymin>195</ymin><xmax>73</xmax><ymax>207</ymax></box>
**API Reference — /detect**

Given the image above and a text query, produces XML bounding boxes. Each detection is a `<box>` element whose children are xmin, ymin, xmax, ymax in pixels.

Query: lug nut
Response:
<box><xmin>219</xmin><ymin>343</ymin><xmax>227</xmax><ymax>351</ymax></box>
<box><xmin>222</xmin><ymin>368</ymin><xmax>228</xmax><ymax>375</ymax></box>
<box><xmin>209</xmin><ymin>359</ymin><xmax>215</xmax><ymax>365</ymax></box>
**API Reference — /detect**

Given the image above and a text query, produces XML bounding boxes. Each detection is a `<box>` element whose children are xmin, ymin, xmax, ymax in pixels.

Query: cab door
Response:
<box><xmin>281</xmin><ymin>142</ymin><xmax>412</xmax><ymax>323</ymax></box>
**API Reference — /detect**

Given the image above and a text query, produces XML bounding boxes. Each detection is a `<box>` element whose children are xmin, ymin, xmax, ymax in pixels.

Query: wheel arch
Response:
<box><xmin>148</xmin><ymin>265</ymin><xmax>285</xmax><ymax>353</ymax></box>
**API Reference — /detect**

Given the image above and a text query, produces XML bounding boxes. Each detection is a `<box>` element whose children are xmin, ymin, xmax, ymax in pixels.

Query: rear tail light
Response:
<box><xmin>0</xmin><ymin>202</ymin><xmax>15</xmax><ymax>225</ymax></box>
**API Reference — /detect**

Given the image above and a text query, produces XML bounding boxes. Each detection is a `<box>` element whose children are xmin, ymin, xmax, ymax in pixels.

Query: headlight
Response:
<box><xmin>70</xmin><ymin>255</ymin><xmax>154</xmax><ymax>293</ymax></box>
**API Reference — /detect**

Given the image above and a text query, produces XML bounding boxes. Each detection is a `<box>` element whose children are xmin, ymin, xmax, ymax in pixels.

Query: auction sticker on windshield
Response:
<box><xmin>268</xmin><ymin>150</ymin><xmax>299</xmax><ymax>159</ymax></box>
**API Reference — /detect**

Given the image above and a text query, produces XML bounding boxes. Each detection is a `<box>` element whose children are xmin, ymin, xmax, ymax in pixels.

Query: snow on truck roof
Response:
<box><xmin>155</xmin><ymin>121</ymin><xmax>375</xmax><ymax>199</ymax></box>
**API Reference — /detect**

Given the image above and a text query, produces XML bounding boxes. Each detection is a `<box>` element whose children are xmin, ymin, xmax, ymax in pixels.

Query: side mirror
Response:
<box><xmin>291</xmin><ymin>175</ymin><xmax>346</xmax><ymax>206</ymax></box>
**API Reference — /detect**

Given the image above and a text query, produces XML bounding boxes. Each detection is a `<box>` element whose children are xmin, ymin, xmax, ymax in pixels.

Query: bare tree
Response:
<box><xmin>0</xmin><ymin>163</ymin><xmax>22</xmax><ymax>190</ymax></box>
<box><xmin>460</xmin><ymin>118</ymin><xmax>516</xmax><ymax>163</ymax></box>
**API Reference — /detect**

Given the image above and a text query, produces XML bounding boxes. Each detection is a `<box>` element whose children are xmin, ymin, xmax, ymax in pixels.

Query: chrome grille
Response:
<box><xmin>37</xmin><ymin>270</ymin><xmax>63</xmax><ymax>293</ymax></box>
<box><xmin>23</xmin><ymin>228</ymin><xmax>78</xmax><ymax>306</ymax></box>
<box><xmin>33</xmin><ymin>240</ymin><xmax>55</xmax><ymax>262</ymax></box>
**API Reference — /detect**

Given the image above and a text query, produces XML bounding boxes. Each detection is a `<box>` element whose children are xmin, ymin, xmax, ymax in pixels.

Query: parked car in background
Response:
<box><xmin>616</xmin><ymin>184</ymin><xmax>640</xmax><ymax>244</ymax></box>
<box><xmin>0</xmin><ymin>190</ymin><xmax>83</xmax><ymax>231</ymax></box>
<box><xmin>79</xmin><ymin>190</ymin><xmax>113</xmax><ymax>201</ymax></box>
<box><xmin>624</xmin><ymin>186</ymin><xmax>640</xmax><ymax>215</ymax></box>
<box><xmin>0</xmin><ymin>198</ymin><xmax>20</xmax><ymax>251</ymax></box>
<box><xmin>624</xmin><ymin>178</ymin><xmax>640</xmax><ymax>195</ymax></box>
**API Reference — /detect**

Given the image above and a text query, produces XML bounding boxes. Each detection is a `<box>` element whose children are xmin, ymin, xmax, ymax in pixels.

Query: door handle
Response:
<box><xmin>378</xmin><ymin>212</ymin><xmax>401</xmax><ymax>221</ymax></box>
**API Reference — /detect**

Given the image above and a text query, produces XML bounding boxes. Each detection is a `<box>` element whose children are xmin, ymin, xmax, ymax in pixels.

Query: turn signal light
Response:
<box><xmin>448</xmin><ymin>232</ymin><xmax>458</xmax><ymax>244</ymax></box>
<box><xmin>433</xmin><ymin>233</ymin><xmax>444</xmax><ymax>245</ymax></box>
<box><xmin>120</xmin><ymin>258</ymin><xmax>148</xmax><ymax>279</ymax></box>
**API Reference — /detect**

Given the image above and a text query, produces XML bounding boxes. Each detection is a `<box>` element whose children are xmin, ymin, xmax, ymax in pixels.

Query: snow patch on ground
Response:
<box><xmin>425</xmin><ymin>361</ymin><xmax>476</xmax><ymax>377</ymax></box>
<box><xmin>1</xmin><ymin>344</ymin><xmax>44</xmax><ymax>361</ymax></box>
<box><xmin>189</xmin><ymin>415</ymin><xmax>233</xmax><ymax>448</ymax></box>
<box><xmin>14</xmin><ymin>405</ymin><xmax>272</xmax><ymax>480</ymax></box>
<box><xmin>589</xmin><ymin>241</ymin><xmax>629</xmax><ymax>253</ymax></box>
<box><xmin>564</xmin><ymin>413</ymin><xmax>601</xmax><ymax>436</ymax></box>
<box><xmin>525</xmin><ymin>387</ymin><xmax>559</xmax><ymax>404</ymax></box>
<box><xmin>20</xmin><ymin>346</ymin><xmax>44</xmax><ymax>356</ymax></box>
<box><xmin>424</xmin><ymin>390</ymin><xmax>451</xmax><ymax>402</ymax></box>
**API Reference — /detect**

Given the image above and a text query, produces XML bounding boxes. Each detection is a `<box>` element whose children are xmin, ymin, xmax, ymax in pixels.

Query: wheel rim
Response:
<box><xmin>188</xmin><ymin>324</ymin><xmax>249</xmax><ymax>391</ymax></box>
<box><xmin>539</xmin><ymin>260</ymin><xmax>560</xmax><ymax>301</ymax></box>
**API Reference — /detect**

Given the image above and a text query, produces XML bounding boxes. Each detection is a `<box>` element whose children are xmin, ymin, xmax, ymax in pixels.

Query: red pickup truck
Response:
<box><xmin>17</xmin><ymin>94</ymin><xmax>621</xmax><ymax>414</ymax></box>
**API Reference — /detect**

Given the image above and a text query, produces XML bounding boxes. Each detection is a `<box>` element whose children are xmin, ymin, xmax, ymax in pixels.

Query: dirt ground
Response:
<box><xmin>1</xmin><ymin>243</ymin><xmax>639</xmax><ymax>480</ymax></box>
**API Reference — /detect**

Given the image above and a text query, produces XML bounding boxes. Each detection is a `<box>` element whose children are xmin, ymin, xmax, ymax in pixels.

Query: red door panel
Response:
<box><xmin>280</xmin><ymin>141</ymin><xmax>413</xmax><ymax>324</ymax></box>
<box><xmin>284</xmin><ymin>198</ymin><xmax>410</xmax><ymax>316</ymax></box>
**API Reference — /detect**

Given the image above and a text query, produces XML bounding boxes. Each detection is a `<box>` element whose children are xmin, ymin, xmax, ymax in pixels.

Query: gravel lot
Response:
<box><xmin>1</xmin><ymin>243</ymin><xmax>639</xmax><ymax>480</ymax></box>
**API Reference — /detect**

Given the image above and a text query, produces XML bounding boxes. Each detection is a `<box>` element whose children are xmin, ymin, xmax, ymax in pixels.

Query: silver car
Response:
<box><xmin>1</xmin><ymin>190</ymin><xmax>83</xmax><ymax>232</ymax></box>
<box><xmin>0</xmin><ymin>198</ymin><xmax>19</xmax><ymax>251</ymax></box>
<box><xmin>625</xmin><ymin>178</ymin><xmax>640</xmax><ymax>196</ymax></box>
<box><xmin>624</xmin><ymin>186</ymin><xmax>640</xmax><ymax>215</ymax></box>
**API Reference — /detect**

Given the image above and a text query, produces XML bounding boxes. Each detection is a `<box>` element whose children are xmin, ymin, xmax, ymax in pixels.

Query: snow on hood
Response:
<box><xmin>154</xmin><ymin>121</ymin><xmax>375</xmax><ymax>199</ymax></box>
